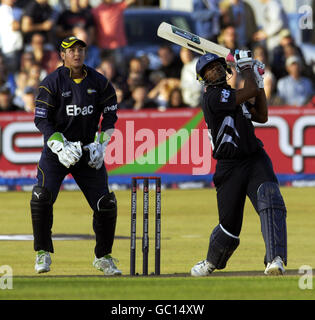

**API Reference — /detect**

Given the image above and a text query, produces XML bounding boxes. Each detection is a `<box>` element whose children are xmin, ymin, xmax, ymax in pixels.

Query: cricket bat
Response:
<box><xmin>157</xmin><ymin>22</ymin><xmax>234</xmax><ymax>63</ymax></box>
<box><xmin>157</xmin><ymin>22</ymin><xmax>264</xmax><ymax>75</ymax></box>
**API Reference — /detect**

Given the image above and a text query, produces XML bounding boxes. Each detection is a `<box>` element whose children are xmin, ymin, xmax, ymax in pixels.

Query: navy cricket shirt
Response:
<box><xmin>201</xmin><ymin>85</ymin><xmax>263</xmax><ymax>160</ymax></box>
<box><xmin>34</xmin><ymin>65</ymin><xmax>118</xmax><ymax>145</ymax></box>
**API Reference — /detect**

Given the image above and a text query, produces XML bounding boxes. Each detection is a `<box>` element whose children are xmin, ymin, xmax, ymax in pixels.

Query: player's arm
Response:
<box><xmin>83</xmin><ymin>79</ymin><xmax>118</xmax><ymax>169</ymax></box>
<box><xmin>99</xmin><ymin>80</ymin><xmax>118</xmax><ymax>133</ymax></box>
<box><xmin>35</xmin><ymin>82</ymin><xmax>82</xmax><ymax>168</ymax></box>
<box><xmin>248</xmin><ymin>89</ymin><xmax>268</xmax><ymax>123</ymax></box>
<box><xmin>234</xmin><ymin>50</ymin><xmax>260</xmax><ymax>106</ymax></box>
<box><xmin>235</xmin><ymin>69</ymin><xmax>260</xmax><ymax>105</ymax></box>
<box><xmin>34</xmin><ymin>84</ymin><xmax>57</xmax><ymax>139</ymax></box>
<box><xmin>248</xmin><ymin>60</ymin><xmax>268</xmax><ymax>123</ymax></box>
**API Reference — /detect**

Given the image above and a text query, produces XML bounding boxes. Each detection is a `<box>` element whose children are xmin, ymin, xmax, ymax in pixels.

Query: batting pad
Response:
<box><xmin>257</xmin><ymin>182</ymin><xmax>287</xmax><ymax>265</ymax></box>
<box><xmin>207</xmin><ymin>224</ymin><xmax>240</xmax><ymax>269</ymax></box>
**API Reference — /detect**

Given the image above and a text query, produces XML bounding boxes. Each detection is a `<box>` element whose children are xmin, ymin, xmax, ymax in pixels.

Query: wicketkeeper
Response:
<box><xmin>191</xmin><ymin>50</ymin><xmax>287</xmax><ymax>276</ymax></box>
<box><xmin>30</xmin><ymin>36</ymin><xmax>122</xmax><ymax>275</ymax></box>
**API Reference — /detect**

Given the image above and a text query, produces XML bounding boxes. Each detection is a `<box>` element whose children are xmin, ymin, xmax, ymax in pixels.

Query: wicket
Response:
<box><xmin>130</xmin><ymin>176</ymin><xmax>161</xmax><ymax>276</ymax></box>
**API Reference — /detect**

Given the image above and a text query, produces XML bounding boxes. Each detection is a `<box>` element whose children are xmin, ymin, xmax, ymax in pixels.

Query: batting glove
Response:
<box><xmin>234</xmin><ymin>49</ymin><xmax>253</xmax><ymax>73</ymax></box>
<box><xmin>253</xmin><ymin>60</ymin><xmax>265</xmax><ymax>89</ymax></box>
<box><xmin>83</xmin><ymin>130</ymin><xmax>112</xmax><ymax>170</ymax></box>
<box><xmin>47</xmin><ymin>132</ymin><xmax>82</xmax><ymax>168</ymax></box>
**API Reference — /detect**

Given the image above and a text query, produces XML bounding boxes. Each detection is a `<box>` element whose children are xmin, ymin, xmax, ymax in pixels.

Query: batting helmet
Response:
<box><xmin>196</xmin><ymin>53</ymin><xmax>231</xmax><ymax>83</ymax></box>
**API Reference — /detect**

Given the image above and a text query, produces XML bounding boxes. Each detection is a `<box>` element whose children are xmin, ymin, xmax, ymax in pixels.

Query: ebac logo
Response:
<box><xmin>66</xmin><ymin>105</ymin><xmax>94</xmax><ymax>116</ymax></box>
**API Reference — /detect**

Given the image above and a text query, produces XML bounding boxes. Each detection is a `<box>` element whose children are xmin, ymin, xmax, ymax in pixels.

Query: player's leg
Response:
<box><xmin>247</xmin><ymin>149</ymin><xmax>287</xmax><ymax>275</ymax></box>
<box><xmin>191</xmin><ymin>162</ymin><xmax>246</xmax><ymax>276</ymax></box>
<box><xmin>72</xmin><ymin>163</ymin><xmax>121</xmax><ymax>275</ymax></box>
<box><xmin>30</xmin><ymin>153</ymin><xmax>67</xmax><ymax>273</ymax></box>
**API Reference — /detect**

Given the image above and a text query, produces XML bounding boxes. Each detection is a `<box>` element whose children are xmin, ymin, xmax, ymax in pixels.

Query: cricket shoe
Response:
<box><xmin>191</xmin><ymin>259</ymin><xmax>215</xmax><ymax>277</ymax></box>
<box><xmin>264</xmin><ymin>256</ymin><xmax>285</xmax><ymax>275</ymax></box>
<box><xmin>35</xmin><ymin>250</ymin><xmax>51</xmax><ymax>274</ymax></box>
<box><xmin>93</xmin><ymin>255</ymin><xmax>122</xmax><ymax>276</ymax></box>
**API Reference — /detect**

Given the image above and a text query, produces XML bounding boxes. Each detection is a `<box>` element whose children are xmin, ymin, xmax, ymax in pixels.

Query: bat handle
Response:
<box><xmin>226</xmin><ymin>53</ymin><xmax>264</xmax><ymax>75</ymax></box>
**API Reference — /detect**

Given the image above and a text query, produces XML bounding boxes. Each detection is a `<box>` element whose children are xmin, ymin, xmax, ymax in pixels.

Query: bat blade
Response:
<box><xmin>157</xmin><ymin>22</ymin><xmax>232</xmax><ymax>61</ymax></box>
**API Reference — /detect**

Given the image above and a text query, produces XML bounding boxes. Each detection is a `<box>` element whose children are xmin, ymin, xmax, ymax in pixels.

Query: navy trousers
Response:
<box><xmin>213</xmin><ymin>147</ymin><xmax>279</xmax><ymax>236</ymax></box>
<box><xmin>36</xmin><ymin>148</ymin><xmax>109</xmax><ymax>210</ymax></box>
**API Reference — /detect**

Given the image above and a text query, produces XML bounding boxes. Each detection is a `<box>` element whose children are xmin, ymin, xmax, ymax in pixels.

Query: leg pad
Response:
<box><xmin>94</xmin><ymin>192</ymin><xmax>117</xmax><ymax>258</ymax></box>
<box><xmin>207</xmin><ymin>224</ymin><xmax>240</xmax><ymax>269</ymax></box>
<box><xmin>258</xmin><ymin>182</ymin><xmax>287</xmax><ymax>265</ymax></box>
<box><xmin>30</xmin><ymin>186</ymin><xmax>54</xmax><ymax>253</ymax></box>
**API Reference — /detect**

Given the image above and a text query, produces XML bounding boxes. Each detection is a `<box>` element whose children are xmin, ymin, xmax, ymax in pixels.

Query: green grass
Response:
<box><xmin>2</xmin><ymin>276</ymin><xmax>314</xmax><ymax>300</ymax></box>
<box><xmin>0</xmin><ymin>187</ymin><xmax>314</xmax><ymax>300</ymax></box>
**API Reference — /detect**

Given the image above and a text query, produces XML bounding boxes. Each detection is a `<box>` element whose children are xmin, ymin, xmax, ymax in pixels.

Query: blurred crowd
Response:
<box><xmin>0</xmin><ymin>0</ymin><xmax>315</xmax><ymax>114</ymax></box>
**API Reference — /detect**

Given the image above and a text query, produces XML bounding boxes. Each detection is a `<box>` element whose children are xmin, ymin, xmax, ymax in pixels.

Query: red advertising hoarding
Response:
<box><xmin>0</xmin><ymin>107</ymin><xmax>315</xmax><ymax>190</ymax></box>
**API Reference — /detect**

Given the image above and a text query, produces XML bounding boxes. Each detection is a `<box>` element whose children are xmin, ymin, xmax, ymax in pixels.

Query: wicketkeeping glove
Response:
<box><xmin>83</xmin><ymin>131</ymin><xmax>112</xmax><ymax>170</ymax></box>
<box><xmin>253</xmin><ymin>60</ymin><xmax>265</xmax><ymax>89</ymax></box>
<box><xmin>234</xmin><ymin>49</ymin><xmax>253</xmax><ymax>73</ymax></box>
<box><xmin>47</xmin><ymin>132</ymin><xmax>82</xmax><ymax>168</ymax></box>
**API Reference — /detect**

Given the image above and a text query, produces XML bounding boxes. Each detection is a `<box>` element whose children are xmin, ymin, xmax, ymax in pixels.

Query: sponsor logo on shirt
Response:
<box><xmin>220</xmin><ymin>89</ymin><xmax>230</xmax><ymax>102</ymax></box>
<box><xmin>104</xmin><ymin>104</ymin><xmax>118</xmax><ymax>113</ymax></box>
<box><xmin>87</xmin><ymin>88</ymin><xmax>97</xmax><ymax>94</ymax></box>
<box><xmin>35</xmin><ymin>107</ymin><xmax>48</xmax><ymax>118</ymax></box>
<box><xmin>66</xmin><ymin>105</ymin><xmax>94</xmax><ymax>116</ymax></box>
<box><xmin>62</xmin><ymin>91</ymin><xmax>72</xmax><ymax>98</ymax></box>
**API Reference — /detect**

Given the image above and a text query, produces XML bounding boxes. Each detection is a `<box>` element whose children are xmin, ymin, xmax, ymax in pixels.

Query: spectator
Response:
<box><xmin>27</xmin><ymin>62</ymin><xmax>46</xmax><ymax>88</ymax></box>
<box><xmin>167</xmin><ymin>88</ymin><xmax>189</xmax><ymax>109</ymax></box>
<box><xmin>128</xmin><ymin>57</ymin><xmax>152</xmax><ymax>88</ymax></box>
<box><xmin>137</xmin><ymin>53</ymin><xmax>155</xmax><ymax>83</ymax></box>
<box><xmin>179</xmin><ymin>47</ymin><xmax>201</xmax><ymax>108</ymax></box>
<box><xmin>276</xmin><ymin>56</ymin><xmax>314</xmax><ymax>106</ymax></box>
<box><xmin>21</xmin><ymin>0</ymin><xmax>55</xmax><ymax>45</ymax></box>
<box><xmin>129</xmin><ymin>57</ymin><xmax>145</xmax><ymax>75</ymax></box>
<box><xmin>253</xmin><ymin>45</ymin><xmax>276</xmax><ymax>104</ymax></box>
<box><xmin>24</xmin><ymin>33</ymin><xmax>60</xmax><ymax>74</ymax></box>
<box><xmin>112</xmin><ymin>82</ymin><xmax>128</xmax><ymax>110</ymax></box>
<box><xmin>0</xmin><ymin>0</ymin><xmax>23</xmax><ymax>74</ymax></box>
<box><xmin>79</xmin><ymin>0</ymin><xmax>91</xmax><ymax>10</ymax></box>
<box><xmin>0</xmin><ymin>85</ymin><xmax>19</xmax><ymax>111</ymax></box>
<box><xmin>253</xmin><ymin>0</ymin><xmax>289</xmax><ymax>54</ymax></box>
<box><xmin>192</xmin><ymin>0</ymin><xmax>221</xmax><ymax>42</ymax></box>
<box><xmin>157</xmin><ymin>45</ymin><xmax>183</xmax><ymax>79</ymax></box>
<box><xmin>73</xmin><ymin>27</ymin><xmax>101</xmax><ymax>68</ymax></box>
<box><xmin>22</xmin><ymin>86</ymin><xmax>36</xmax><ymax>112</ymax></box>
<box><xmin>13</xmin><ymin>70</ymin><xmax>28</xmax><ymax>109</ymax></box>
<box><xmin>223</xmin><ymin>0</ymin><xmax>258</xmax><ymax>49</ymax></box>
<box><xmin>271</xmin><ymin>29</ymin><xmax>309</xmax><ymax>80</ymax></box>
<box><xmin>126</xmin><ymin>71</ymin><xmax>146</xmax><ymax>100</ymax></box>
<box><xmin>56</xmin><ymin>0</ymin><xmax>95</xmax><ymax>44</ymax></box>
<box><xmin>218</xmin><ymin>25</ymin><xmax>239</xmax><ymax>89</ymax></box>
<box><xmin>20</xmin><ymin>51</ymin><xmax>35</xmax><ymax>73</ymax></box>
<box><xmin>124</xmin><ymin>84</ymin><xmax>158</xmax><ymax>111</ymax></box>
<box><xmin>0</xmin><ymin>54</ymin><xmax>15</xmax><ymax>94</ymax></box>
<box><xmin>218</xmin><ymin>24</ymin><xmax>238</xmax><ymax>52</ymax></box>
<box><xmin>148</xmin><ymin>78</ymin><xmax>179</xmax><ymax>110</ymax></box>
<box><xmin>92</xmin><ymin>0</ymin><xmax>136</xmax><ymax>66</ymax></box>
<box><xmin>97</xmin><ymin>57</ymin><xmax>128</xmax><ymax>96</ymax></box>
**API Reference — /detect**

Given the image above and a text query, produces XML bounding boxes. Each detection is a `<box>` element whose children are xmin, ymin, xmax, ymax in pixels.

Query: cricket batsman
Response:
<box><xmin>30</xmin><ymin>36</ymin><xmax>122</xmax><ymax>275</ymax></box>
<box><xmin>191</xmin><ymin>50</ymin><xmax>287</xmax><ymax>276</ymax></box>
